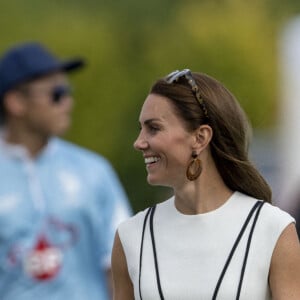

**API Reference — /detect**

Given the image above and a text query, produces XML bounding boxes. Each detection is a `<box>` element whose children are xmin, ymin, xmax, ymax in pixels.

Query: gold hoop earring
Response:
<box><xmin>186</xmin><ymin>151</ymin><xmax>202</xmax><ymax>181</ymax></box>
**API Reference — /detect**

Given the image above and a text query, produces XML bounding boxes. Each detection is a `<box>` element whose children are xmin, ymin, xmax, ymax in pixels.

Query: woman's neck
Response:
<box><xmin>174</xmin><ymin>158</ymin><xmax>233</xmax><ymax>215</ymax></box>
<box><xmin>174</xmin><ymin>185</ymin><xmax>233</xmax><ymax>215</ymax></box>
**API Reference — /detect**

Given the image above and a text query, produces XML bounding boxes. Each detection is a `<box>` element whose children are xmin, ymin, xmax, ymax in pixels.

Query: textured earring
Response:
<box><xmin>186</xmin><ymin>151</ymin><xmax>202</xmax><ymax>181</ymax></box>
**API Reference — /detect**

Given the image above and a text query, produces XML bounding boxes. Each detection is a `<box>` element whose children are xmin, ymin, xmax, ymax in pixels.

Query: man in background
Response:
<box><xmin>278</xmin><ymin>17</ymin><xmax>300</xmax><ymax>240</ymax></box>
<box><xmin>0</xmin><ymin>42</ymin><xmax>131</xmax><ymax>299</ymax></box>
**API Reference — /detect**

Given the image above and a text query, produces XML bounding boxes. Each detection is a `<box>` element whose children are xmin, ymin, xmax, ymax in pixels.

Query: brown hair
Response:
<box><xmin>150</xmin><ymin>71</ymin><xmax>272</xmax><ymax>203</ymax></box>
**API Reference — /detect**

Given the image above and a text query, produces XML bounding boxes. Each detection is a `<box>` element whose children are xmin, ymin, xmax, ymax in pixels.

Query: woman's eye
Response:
<box><xmin>148</xmin><ymin>126</ymin><xmax>160</xmax><ymax>134</ymax></box>
<box><xmin>149</xmin><ymin>125</ymin><xmax>160</xmax><ymax>133</ymax></box>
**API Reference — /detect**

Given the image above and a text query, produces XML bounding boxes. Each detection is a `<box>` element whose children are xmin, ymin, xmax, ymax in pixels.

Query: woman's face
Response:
<box><xmin>134</xmin><ymin>94</ymin><xmax>195</xmax><ymax>188</ymax></box>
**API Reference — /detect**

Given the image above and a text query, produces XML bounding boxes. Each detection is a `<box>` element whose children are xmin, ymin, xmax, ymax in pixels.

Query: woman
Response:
<box><xmin>112</xmin><ymin>69</ymin><xmax>300</xmax><ymax>299</ymax></box>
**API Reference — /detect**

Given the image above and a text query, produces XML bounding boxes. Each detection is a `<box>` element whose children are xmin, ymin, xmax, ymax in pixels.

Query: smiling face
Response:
<box><xmin>134</xmin><ymin>93</ymin><xmax>196</xmax><ymax>188</ymax></box>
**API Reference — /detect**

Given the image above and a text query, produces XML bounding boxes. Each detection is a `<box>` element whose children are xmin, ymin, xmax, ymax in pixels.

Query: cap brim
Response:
<box><xmin>0</xmin><ymin>58</ymin><xmax>86</xmax><ymax>97</ymax></box>
<box><xmin>61</xmin><ymin>58</ymin><xmax>85</xmax><ymax>72</ymax></box>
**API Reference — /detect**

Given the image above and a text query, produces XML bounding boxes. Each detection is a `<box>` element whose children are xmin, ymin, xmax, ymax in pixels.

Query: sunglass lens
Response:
<box><xmin>52</xmin><ymin>86</ymin><xmax>71</xmax><ymax>103</ymax></box>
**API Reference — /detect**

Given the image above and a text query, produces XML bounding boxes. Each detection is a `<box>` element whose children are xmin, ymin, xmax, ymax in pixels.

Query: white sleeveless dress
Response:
<box><xmin>118</xmin><ymin>192</ymin><xmax>294</xmax><ymax>300</ymax></box>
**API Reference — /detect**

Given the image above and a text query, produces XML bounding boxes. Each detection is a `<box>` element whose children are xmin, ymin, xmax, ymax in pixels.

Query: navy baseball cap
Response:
<box><xmin>0</xmin><ymin>42</ymin><xmax>85</xmax><ymax>99</ymax></box>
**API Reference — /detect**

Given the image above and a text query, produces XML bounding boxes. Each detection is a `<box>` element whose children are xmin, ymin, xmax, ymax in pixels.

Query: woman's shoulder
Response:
<box><xmin>117</xmin><ymin>205</ymin><xmax>154</xmax><ymax>250</ymax></box>
<box><xmin>236</xmin><ymin>192</ymin><xmax>295</xmax><ymax>234</ymax></box>
<box><xmin>260</xmin><ymin>201</ymin><xmax>295</xmax><ymax>228</ymax></box>
<box><xmin>118</xmin><ymin>206</ymin><xmax>150</xmax><ymax>232</ymax></box>
<box><xmin>118</xmin><ymin>198</ymin><xmax>173</xmax><ymax>239</ymax></box>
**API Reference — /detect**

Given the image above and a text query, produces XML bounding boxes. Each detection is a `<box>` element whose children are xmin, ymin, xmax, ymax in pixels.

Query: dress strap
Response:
<box><xmin>212</xmin><ymin>200</ymin><xmax>265</xmax><ymax>300</ymax></box>
<box><xmin>138</xmin><ymin>206</ymin><xmax>153</xmax><ymax>300</ymax></box>
<box><xmin>236</xmin><ymin>200</ymin><xmax>265</xmax><ymax>299</ymax></box>
<box><xmin>138</xmin><ymin>205</ymin><xmax>165</xmax><ymax>300</ymax></box>
<box><xmin>149</xmin><ymin>205</ymin><xmax>165</xmax><ymax>300</ymax></box>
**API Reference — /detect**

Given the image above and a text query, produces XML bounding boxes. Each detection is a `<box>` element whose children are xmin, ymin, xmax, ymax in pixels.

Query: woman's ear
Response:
<box><xmin>193</xmin><ymin>124</ymin><xmax>213</xmax><ymax>151</ymax></box>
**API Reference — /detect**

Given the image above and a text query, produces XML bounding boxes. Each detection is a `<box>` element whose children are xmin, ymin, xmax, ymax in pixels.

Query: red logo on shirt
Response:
<box><xmin>23</xmin><ymin>235</ymin><xmax>63</xmax><ymax>281</ymax></box>
<box><xmin>6</xmin><ymin>217</ymin><xmax>78</xmax><ymax>281</ymax></box>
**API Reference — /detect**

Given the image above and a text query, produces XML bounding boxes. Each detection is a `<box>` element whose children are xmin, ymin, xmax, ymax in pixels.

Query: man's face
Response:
<box><xmin>17</xmin><ymin>72</ymin><xmax>73</xmax><ymax>137</ymax></box>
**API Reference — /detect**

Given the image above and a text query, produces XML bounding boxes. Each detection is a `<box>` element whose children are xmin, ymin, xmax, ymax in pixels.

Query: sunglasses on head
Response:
<box><xmin>165</xmin><ymin>69</ymin><xmax>209</xmax><ymax>120</ymax></box>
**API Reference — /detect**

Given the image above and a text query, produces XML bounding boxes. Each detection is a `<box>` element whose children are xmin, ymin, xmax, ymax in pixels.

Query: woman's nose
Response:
<box><xmin>133</xmin><ymin>133</ymin><xmax>148</xmax><ymax>151</ymax></box>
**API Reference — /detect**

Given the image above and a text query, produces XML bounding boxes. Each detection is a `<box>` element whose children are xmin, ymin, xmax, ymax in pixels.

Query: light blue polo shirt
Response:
<box><xmin>0</xmin><ymin>135</ymin><xmax>131</xmax><ymax>299</ymax></box>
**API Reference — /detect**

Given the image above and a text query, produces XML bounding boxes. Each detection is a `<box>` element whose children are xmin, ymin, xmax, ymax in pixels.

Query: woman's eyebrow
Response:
<box><xmin>143</xmin><ymin>118</ymin><xmax>161</xmax><ymax>125</ymax></box>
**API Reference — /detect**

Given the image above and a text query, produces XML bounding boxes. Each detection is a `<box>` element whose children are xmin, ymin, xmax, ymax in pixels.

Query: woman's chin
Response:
<box><xmin>147</xmin><ymin>175</ymin><xmax>160</xmax><ymax>186</ymax></box>
<box><xmin>147</xmin><ymin>175</ymin><xmax>168</xmax><ymax>187</ymax></box>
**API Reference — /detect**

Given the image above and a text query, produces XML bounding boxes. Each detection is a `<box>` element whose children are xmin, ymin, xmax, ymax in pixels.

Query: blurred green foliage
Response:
<box><xmin>0</xmin><ymin>0</ymin><xmax>299</xmax><ymax>212</ymax></box>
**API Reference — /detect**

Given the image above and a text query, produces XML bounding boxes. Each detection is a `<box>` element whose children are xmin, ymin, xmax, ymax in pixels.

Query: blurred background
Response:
<box><xmin>1</xmin><ymin>0</ymin><xmax>300</xmax><ymax>214</ymax></box>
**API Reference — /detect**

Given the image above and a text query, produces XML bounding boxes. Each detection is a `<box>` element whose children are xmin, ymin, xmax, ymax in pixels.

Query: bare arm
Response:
<box><xmin>269</xmin><ymin>223</ymin><xmax>300</xmax><ymax>299</ymax></box>
<box><xmin>111</xmin><ymin>231</ymin><xmax>134</xmax><ymax>300</ymax></box>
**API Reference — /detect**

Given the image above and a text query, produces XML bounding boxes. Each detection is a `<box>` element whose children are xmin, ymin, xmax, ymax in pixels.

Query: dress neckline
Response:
<box><xmin>167</xmin><ymin>191</ymin><xmax>238</xmax><ymax>219</ymax></box>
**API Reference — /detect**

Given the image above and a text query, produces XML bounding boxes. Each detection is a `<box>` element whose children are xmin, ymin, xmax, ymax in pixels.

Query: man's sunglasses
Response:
<box><xmin>165</xmin><ymin>69</ymin><xmax>209</xmax><ymax>120</ymax></box>
<box><xmin>17</xmin><ymin>84</ymin><xmax>72</xmax><ymax>104</ymax></box>
<box><xmin>51</xmin><ymin>85</ymin><xmax>72</xmax><ymax>103</ymax></box>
